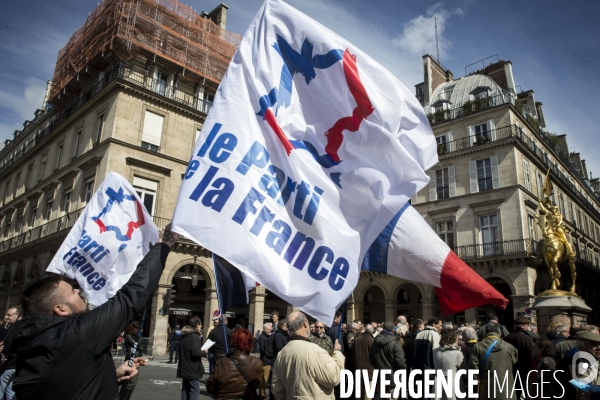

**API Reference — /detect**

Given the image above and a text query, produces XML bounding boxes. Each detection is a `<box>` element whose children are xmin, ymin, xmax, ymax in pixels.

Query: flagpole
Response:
<box><xmin>212</xmin><ymin>253</ymin><xmax>229</xmax><ymax>354</ymax></box>
<box><xmin>120</xmin><ymin>300</ymin><xmax>150</xmax><ymax>398</ymax></box>
<box><xmin>336</xmin><ymin>301</ymin><xmax>346</xmax><ymax>344</ymax></box>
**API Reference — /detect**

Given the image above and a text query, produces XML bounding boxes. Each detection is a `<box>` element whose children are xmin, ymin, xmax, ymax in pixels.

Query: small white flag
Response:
<box><xmin>46</xmin><ymin>172</ymin><xmax>159</xmax><ymax>306</ymax></box>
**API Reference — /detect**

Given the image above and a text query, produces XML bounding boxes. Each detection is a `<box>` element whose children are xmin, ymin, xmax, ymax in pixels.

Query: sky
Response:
<box><xmin>0</xmin><ymin>0</ymin><xmax>599</xmax><ymax>175</ymax></box>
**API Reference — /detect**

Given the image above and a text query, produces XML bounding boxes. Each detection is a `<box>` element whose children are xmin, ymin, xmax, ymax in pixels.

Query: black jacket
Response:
<box><xmin>258</xmin><ymin>331</ymin><xmax>274</xmax><ymax>365</ymax></box>
<box><xmin>370</xmin><ymin>330</ymin><xmax>406</xmax><ymax>372</ymax></box>
<box><xmin>207</xmin><ymin>325</ymin><xmax>232</xmax><ymax>356</ymax></box>
<box><xmin>12</xmin><ymin>243</ymin><xmax>170</xmax><ymax>400</ymax></box>
<box><xmin>1</xmin><ymin>319</ymin><xmax>23</xmax><ymax>371</ymax></box>
<box><xmin>177</xmin><ymin>326</ymin><xmax>207</xmax><ymax>380</ymax></box>
<box><xmin>123</xmin><ymin>333</ymin><xmax>142</xmax><ymax>360</ymax></box>
<box><xmin>273</xmin><ymin>327</ymin><xmax>289</xmax><ymax>358</ymax></box>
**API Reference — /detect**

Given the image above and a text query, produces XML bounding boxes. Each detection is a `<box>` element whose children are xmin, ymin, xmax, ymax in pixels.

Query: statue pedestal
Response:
<box><xmin>532</xmin><ymin>293</ymin><xmax>591</xmax><ymax>336</ymax></box>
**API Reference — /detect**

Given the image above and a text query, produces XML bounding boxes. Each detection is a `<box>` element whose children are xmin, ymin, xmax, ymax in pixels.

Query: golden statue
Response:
<box><xmin>535</xmin><ymin>169</ymin><xmax>577</xmax><ymax>295</ymax></box>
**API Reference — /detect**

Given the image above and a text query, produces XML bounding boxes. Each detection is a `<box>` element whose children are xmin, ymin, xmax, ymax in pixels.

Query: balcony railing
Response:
<box><xmin>0</xmin><ymin>211</ymin><xmax>174</xmax><ymax>253</ymax></box>
<box><xmin>437</xmin><ymin>124</ymin><xmax>518</xmax><ymax>155</ymax></box>
<box><xmin>427</xmin><ymin>92</ymin><xmax>519</xmax><ymax>126</ymax></box>
<box><xmin>0</xmin><ymin>207</ymin><xmax>84</xmax><ymax>252</ymax></box>
<box><xmin>455</xmin><ymin>239</ymin><xmax>541</xmax><ymax>260</ymax></box>
<box><xmin>0</xmin><ymin>62</ymin><xmax>213</xmax><ymax>176</ymax></box>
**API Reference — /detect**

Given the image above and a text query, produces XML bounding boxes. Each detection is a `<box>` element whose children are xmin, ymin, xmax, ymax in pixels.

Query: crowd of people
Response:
<box><xmin>0</xmin><ymin>224</ymin><xmax>598</xmax><ymax>400</ymax></box>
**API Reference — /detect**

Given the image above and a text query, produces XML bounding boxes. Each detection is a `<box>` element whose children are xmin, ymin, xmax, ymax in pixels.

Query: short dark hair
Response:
<box><xmin>533</xmin><ymin>337</ymin><xmax>556</xmax><ymax>357</ymax></box>
<box><xmin>125</xmin><ymin>321</ymin><xmax>140</xmax><ymax>335</ymax></box>
<box><xmin>21</xmin><ymin>274</ymin><xmax>64</xmax><ymax>314</ymax></box>
<box><xmin>335</xmin><ymin>312</ymin><xmax>342</xmax><ymax>318</ymax></box>
<box><xmin>427</xmin><ymin>317</ymin><xmax>441</xmax><ymax>326</ymax></box>
<box><xmin>271</xmin><ymin>311</ymin><xmax>279</xmax><ymax>316</ymax></box>
<box><xmin>440</xmin><ymin>328</ymin><xmax>459</xmax><ymax>346</ymax></box>
<box><xmin>412</xmin><ymin>318</ymin><xmax>424</xmax><ymax>331</ymax></box>
<box><xmin>189</xmin><ymin>316</ymin><xmax>202</xmax><ymax>327</ymax></box>
<box><xmin>488</xmin><ymin>313</ymin><xmax>498</xmax><ymax>321</ymax></box>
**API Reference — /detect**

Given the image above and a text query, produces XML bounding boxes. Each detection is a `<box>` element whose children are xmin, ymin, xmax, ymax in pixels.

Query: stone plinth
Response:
<box><xmin>532</xmin><ymin>294</ymin><xmax>592</xmax><ymax>337</ymax></box>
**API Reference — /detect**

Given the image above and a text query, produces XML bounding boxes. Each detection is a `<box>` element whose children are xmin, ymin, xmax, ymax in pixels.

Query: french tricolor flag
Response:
<box><xmin>363</xmin><ymin>203</ymin><xmax>508</xmax><ymax>315</ymax></box>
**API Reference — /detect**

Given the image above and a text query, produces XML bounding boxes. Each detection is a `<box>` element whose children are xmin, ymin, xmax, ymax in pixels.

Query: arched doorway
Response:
<box><xmin>478</xmin><ymin>277</ymin><xmax>514</xmax><ymax>331</ymax></box>
<box><xmin>396</xmin><ymin>284</ymin><xmax>422</xmax><ymax>321</ymax></box>
<box><xmin>168</xmin><ymin>264</ymin><xmax>208</xmax><ymax>330</ymax></box>
<box><xmin>363</xmin><ymin>286</ymin><xmax>385</xmax><ymax>323</ymax></box>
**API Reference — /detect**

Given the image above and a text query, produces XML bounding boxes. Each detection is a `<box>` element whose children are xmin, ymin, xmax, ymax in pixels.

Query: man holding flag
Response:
<box><xmin>11</xmin><ymin>225</ymin><xmax>179</xmax><ymax>400</ymax></box>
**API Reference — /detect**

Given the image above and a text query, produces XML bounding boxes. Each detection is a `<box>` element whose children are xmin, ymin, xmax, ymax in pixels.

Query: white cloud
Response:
<box><xmin>391</xmin><ymin>3</ymin><xmax>463</xmax><ymax>62</ymax></box>
<box><xmin>0</xmin><ymin>77</ymin><xmax>47</xmax><ymax>121</ymax></box>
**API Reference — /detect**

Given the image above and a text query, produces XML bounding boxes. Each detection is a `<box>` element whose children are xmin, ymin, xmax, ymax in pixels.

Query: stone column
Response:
<box><xmin>421</xmin><ymin>299</ymin><xmax>436</xmax><ymax>320</ymax></box>
<box><xmin>346</xmin><ymin>300</ymin><xmax>356</xmax><ymax>323</ymax></box>
<box><xmin>204</xmin><ymin>288</ymin><xmax>218</xmax><ymax>337</ymax></box>
<box><xmin>384</xmin><ymin>300</ymin><xmax>396</xmax><ymax>323</ymax></box>
<box><xmin>249</xmin><ymin>286</ymin><xmax>266</xmax><ymax>334</ymax></box>
<box><xmin>148</xmin><ymin>283</ymin><xmax>171</xmax><ymax>355</ymax></box>
<box><xmin>286</xmin><ymin>304</ymin><xmax>300</xmax><ymax>315</ymax></box>
<box><xmin>464</xmin><ymin>307</ymin><xmax>478</xmax><ymax>326</ymax></box>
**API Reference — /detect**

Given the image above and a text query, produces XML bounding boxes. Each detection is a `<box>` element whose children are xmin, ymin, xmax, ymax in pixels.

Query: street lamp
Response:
<box><xmin>191</xmin><ymin>255</ymin><xmax>199</xmax><ymax>288</ymax></box>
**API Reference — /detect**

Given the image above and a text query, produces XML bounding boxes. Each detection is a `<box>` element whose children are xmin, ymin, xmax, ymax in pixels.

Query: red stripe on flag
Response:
<box><xmin>435</xmin><ymin>251</ymin><xmax>508</xmax><ymax>316</ymax></box>
<box><xmin>324</xmin><ymin>49</ymin><xmax>374</xmax><ymax>163</ymax></box>
<box><xmin>264</xmin><ymin>109</ymin><xmax>295</xmax><ymax>155</ymax></box>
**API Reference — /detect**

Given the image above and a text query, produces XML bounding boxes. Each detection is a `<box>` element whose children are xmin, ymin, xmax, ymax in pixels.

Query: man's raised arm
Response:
<box><xmin>78</xmin><ymin>225</ymin><xmax>179</xmax><ymax>354</ymax></box>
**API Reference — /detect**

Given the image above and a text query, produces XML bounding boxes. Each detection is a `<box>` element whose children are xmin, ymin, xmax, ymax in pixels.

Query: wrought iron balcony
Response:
<box><xmin>0</xmin><ymin>211</ymin><xmax>175</xmax><ymax>254</ymax></box>
<box><xmin>454</xmin><ymin>239</ymin><xmax>540</xmax><ymax>260</ymax></box>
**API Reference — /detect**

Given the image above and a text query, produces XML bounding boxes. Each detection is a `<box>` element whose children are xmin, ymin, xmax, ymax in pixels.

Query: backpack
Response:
<box><xmin>265</xmin><ymin>334</ymin><xmax>276</xmax><ymax>358</ymax></box>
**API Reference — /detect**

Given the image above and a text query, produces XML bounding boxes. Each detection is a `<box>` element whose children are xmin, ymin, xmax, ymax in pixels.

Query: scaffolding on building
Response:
<box><xmin>49</xmin><ymin>0</ymin><xmax>241</xmax><ymax>104</ymax></box>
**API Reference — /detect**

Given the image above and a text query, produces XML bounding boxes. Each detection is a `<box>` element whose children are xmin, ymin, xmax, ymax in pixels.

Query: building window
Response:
<box><xmin>474</xmin><ymin>123</ymin><xmax>489</xmax><ymax>141</ymax></box>
<box><xmin>15</xmin><ymin>212</ymin><xmax>23</xmax><ymax>234</ymax></box>
<box><xmin>417</xmin><ymin>86</ymin><xmax>423</xmax><ymax>96</ymax></box>
<box><xmin>522</xmin><ymin>159</ymin><xmax>531</xmax><ymax>191</ymax></box>
<box><xmin>536</xmin><ymin>171</ymin><xmax>544</xmax><ymax>199</ymax></box>
<box><xmin>55</xmin><ymin>144</ymin><xmax>63</xmax><ymax>171</ymax></box>
<box><xmin>559</xmin><ymin>194</ymin><xmax>566</xmax><ymax>218</ymax></box>
<box><xmin>474</xmin><ymin>90</ymin><xmax>488</xmax><ymax>100</ymax></box>
<box><xmin>584</xmin><ymin>216</ymin><xmax>590</xmax><ymax>236</ymax></box>
<box><xmin>14</xmin><ymin>174</ymin><xmax>20</xmax><ymax>198</ymax></box>
<box><xmin>73</xmin><ymin>130</ymin><xmax>81</xmax><ymax>159</ymax></box>
<box><xmin>156</xmin><ymin>71</ymin><xmax>169</xmax><ymax>96</ymax></box>
<box><xmin>133</xmin><ymin>177</ymin><xmax>158</xmax><ymax>216</ymax></box>
<box><xmin>480</xmin><ymin>214</ymin><xmax>499</xmax><ymax>256</ymax></box>
<box><xmin>436</xmin><ymin>168</ymin><xmax>449</xmax><ymax>199</ymax></box>
<box><xmin>63</xmin><ymin>190</ymin><xmax>72</xmax><ymax>215</ymax></box>
<box><xmin>568</xmin><ymin>200</ymin><xmax>574</xmax><ymax>223</ymax></box>
<box><xmin>30</xmin><ymin>207</ymin><xmax>37</xmax><ymax>228</ymax></box>
<box><xmin>436</xmin><ymin>221</ymin><xmax>454</xmax><ymax>250</ymax></box>
<box><xmin>26</xmin><ymin>164</ymin><xmax>34</xmax><ymax>189</ymax></box>
<box><xmin>4</xmin><ymin>181</ymin><xmax>10</xmax><ymax>203</ymax></box>
<box><xmin>477</xmin><ymin>159</ymin><xmax>493</xmax><ymax>191</ymax></box>
<box><xmin>576</xmin><ymin>209</ymin><xmax>582</xmax><ymax>229</ymax></box>
<box><xmin>528</xmin><ymin>215</ymin><xmax>536</xmax><ymax>240</ymax></box>
<box><xmin>45</xmin><ymin>201</ymin><xmax>53</xmax><ymax>221</ymax></box>
<box><xmin>96</xmin><ymin>113</ymin><xmax>105</xmax><ymax>144</ymax></box>
<box><xmin>84</xmin><ymin>179</ymin><xmax>95</xmax><ymax>203</ymax></box>
<box><xmin>40</xmin><ymin>155</ymin><xmax>47</xmax><ymax>181</ymax></box>
<box><xmin>141</xmin><ymin>111</ymin><xmax>164</xmax><ymax>152</ymax></box>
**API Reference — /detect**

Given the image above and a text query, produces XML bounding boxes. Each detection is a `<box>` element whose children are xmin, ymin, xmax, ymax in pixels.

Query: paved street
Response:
<box><xmin>114</xmin><ymin>357</ymin><xmax>213</xmax><ymax>400</ymax></box>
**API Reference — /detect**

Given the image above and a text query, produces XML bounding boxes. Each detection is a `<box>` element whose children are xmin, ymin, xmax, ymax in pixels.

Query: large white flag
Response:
<box><xmin>47</xmin><ymin>172</ymin><xmax>159</xmax><ymax>307</ymax></box>
<box><xmin>172</xmin><ymin>0</ymin><xmax>437</xmax><ymax>322</ymax></box>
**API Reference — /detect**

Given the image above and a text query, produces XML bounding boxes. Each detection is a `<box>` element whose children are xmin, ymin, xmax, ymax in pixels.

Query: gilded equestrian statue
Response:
<box><xmin>535</xmin><ymin>170</ymin><xmax>577</xmax><ymax>294</ymax></box>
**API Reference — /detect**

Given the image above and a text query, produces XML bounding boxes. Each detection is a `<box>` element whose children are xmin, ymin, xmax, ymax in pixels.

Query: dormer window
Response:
<box><xmin>474</xmin><ymin>90</ymin><xmax>488</xmax><ymax>100</ymax></box>
<box><xmin>470</xmin><ymin>86</ymin><xmax>492</xmax><ymax>101</ymax></box>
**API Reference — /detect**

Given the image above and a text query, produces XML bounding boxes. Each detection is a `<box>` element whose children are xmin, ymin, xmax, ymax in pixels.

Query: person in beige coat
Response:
<box><xmin>271</xmin><ymin>311</ymin><xmax>345</xmax><ymax>400</ymax></box>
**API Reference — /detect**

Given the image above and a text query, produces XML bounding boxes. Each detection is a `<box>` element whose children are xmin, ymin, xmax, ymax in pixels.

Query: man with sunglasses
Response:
<box><xmin>310</xmin><ymin>321</ymin><xmax>333</xmax><ymax>356</ymax></box>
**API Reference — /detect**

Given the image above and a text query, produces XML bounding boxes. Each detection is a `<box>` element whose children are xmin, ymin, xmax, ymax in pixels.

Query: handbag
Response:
<box><xmin>478</xmin><ymin>340</ymin><xmax>499</xmax><ymax>395</ymax></box>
